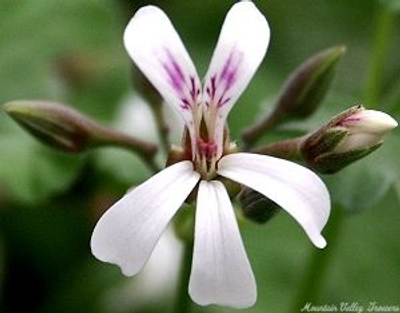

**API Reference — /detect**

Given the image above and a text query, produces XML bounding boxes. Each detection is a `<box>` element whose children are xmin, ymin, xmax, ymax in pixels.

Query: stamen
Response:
<box><xmin>195</xmin><ymin>138</ymin><xmax>218</xmax><ymax>180</ymax></box>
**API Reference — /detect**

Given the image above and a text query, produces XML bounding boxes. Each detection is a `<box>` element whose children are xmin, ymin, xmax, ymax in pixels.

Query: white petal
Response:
<box><xmin>203</xmin><ymin>2</ymin><xmax>270</xmax><ymax>156</ymax></box>
<box><xmin>218</xmin><ymin>153</ymin><xmax>330</xmax><ymax>248</ymax></box>
<box><xmin>346</xmin><ymin>109</ymin><xmax>398</xmax><ymax>134</ymax></box>
<box><xmin>189</xmin><ymin>180</ymin><xmax>256</xmax><ymax>308</ymax></box>
<box><xmin>91</xmin><ymin>161</ymin><xmax>200</xmax><ymax>276</ymax></box>
<box><xmin>124</xmin><ymin>6</ymin><xmax>201</xmax><ymax>132</ymax></box>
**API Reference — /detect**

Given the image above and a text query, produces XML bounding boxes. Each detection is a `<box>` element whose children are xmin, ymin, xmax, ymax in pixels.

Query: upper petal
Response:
<box><xmin>189</xmin><ymin>180</ymin><xmax>257</xmax><ymax>308</ymax></box>
<box><xmin>218</xmin><ymin>153</ymin><xmax>330</xmax><ymax>248</ymax></box>
<box><xmin>203</xmin><ymin>1</ymin><xmax>270</xmax><ymax>157</ymax></box>
<box><xmin>91</xmin><ymin>161</ymin><xmax>200</xmax><ymax>276</ymax></box>
<box><xmin>124</xmin><ymin>6</ymin><xmax>202</xmax><ymax>131</ymax></box>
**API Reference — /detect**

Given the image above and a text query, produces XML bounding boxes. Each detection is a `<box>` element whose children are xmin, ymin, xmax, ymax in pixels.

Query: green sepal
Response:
<box><xmin>301</xmin><ymin>128</ymin><xmax>348</xmax><ymax>161</ymax></box>
<box><xmin>312</xmin><ymin>143</ymin><xmax>382</xmax><ymax>174</ymax></box>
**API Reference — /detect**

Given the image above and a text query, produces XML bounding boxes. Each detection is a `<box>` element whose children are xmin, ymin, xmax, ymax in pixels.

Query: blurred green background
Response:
<box><xmin>0</xmin><ymin>0</ymin><xmax>399</xmax><ymax>312</ymax></box>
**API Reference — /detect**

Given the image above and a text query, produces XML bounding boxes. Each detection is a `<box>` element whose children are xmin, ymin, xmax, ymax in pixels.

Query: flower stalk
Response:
<box><xmin>253</xmin><ymin>136</ymin><xmax>304</xmax><ymax>161</ymax></box>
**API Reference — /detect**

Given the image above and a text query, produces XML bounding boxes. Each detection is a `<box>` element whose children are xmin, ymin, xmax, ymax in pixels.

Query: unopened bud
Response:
<box><xmin>274</xmin><ymin>45</ymin><xmax>346</xmax><ymax>121</ymax></box>
<box><xmin>4</xmin><ymin>100</ymin><xmax>95</xmax><ymax>152</ymax></box>
<box><xmin>3</xmin><ymin>100</ymin><xmax>157</xmax><ymax>157</ymax></box>
<box><xmin>301</xmin><ymin>106</ymin><xmax>397</xmax><ymax>173</ymax></box>
<box><xmin>333</xmin><ymin>108</ymin><xmax>398</xmax><ymax>152</ymax></box>
<box><xmin>239</xmin><ymin>187</ymin><xmax>280</xmax><ymax>224</ymax></box>
<box><xmin>242</xmin><ymin>45</ymin><xmax>346</xmax><ymax>145</ymax></box>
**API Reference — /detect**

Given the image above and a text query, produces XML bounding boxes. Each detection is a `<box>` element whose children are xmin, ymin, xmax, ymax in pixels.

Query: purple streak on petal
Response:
<box><xmin>181</xmin><ymin>98</ymin><xmax>191</xmax><ymax>109</ymax></box>
<box><xmin>160</xmin><ymin>49</ymin><xmax>201</xmax><ymax>111</ymax></box>
<box><xmin>189</xmin><ymin>76</ymin><xmax>200</xmax><ymax>102</ymax></box>
<box><xmin>217</xmin><ymin>96</ymin><xmax>231</xmax><ymax>108</ymax></box>
<box><xmin>220</xmin><ymin>50</ymin><xmax>236</xmax><ymax>87</ymax></box>
<box><xmin>206</xmin><ymin>75</ymin><xmax>217</xmax><ymax>100</ymax></box>
<box><xmin>162</xmin><ymin>48</ymin><xmax>186</xmax><ymax>94</ymax></box>
<box><xmin>206</xmin><ymin>49</ymin><xmax>244</xmax><ymax>108</ymax></box>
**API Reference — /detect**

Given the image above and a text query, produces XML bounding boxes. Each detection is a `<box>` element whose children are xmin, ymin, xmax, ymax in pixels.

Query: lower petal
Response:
<box><xmin>91</xmin><ymin>161</ymin><xmax>200</xmax><ymax>276</ymax></box>
<box><xmin>189</xmin><ymin>180</ymin><xmax>257</xmax><ymax>308</ymax></box>
<box><xmin>218</xmin><ymin>153</ymin><xmax>330</xmax><ymax>248</ymax></box>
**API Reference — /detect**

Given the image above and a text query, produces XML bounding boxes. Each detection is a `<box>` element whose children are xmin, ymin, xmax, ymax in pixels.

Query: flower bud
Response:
<box><xmin>333</xmin><ymin>108</ymin><xmax>398</xmax><ymax>152</ymax></box>
<box><xmin>239</xmin><ymin>187</ymin><xmax>280</xmax><ymax>224</ymax></box>
<box><xmin>4</xmin><ymin>100</ymin><xmax>95</xmax><ymax>152</ymax></box>
<box><xmin>273</xmin><ymin>45</ymin><xmax>346</xmax><ymax>121</ymax></box>
<box><xmin>242</xmin><ymin>45</ymin><xmax>346</xmax><ymax>145</ymax></box>
<box><xmin>3</xmin><ymin>100</ymin><xmax>158</xmax><ymax>157</ymax></box>
<box><xmin>301</xmin><ymin>106</ymin><xmax>397</xmax><ymax>174</ymax></box>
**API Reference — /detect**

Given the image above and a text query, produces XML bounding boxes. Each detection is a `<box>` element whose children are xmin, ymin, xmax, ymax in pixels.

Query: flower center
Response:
<box><xmin>195</xmin><ymin>137</ymin><xmax>218</xmax><ymax>180</ymax></box>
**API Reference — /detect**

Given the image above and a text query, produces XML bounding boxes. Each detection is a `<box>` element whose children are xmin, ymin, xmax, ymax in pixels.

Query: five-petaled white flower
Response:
<box><xmin>91</xmin><ymin>1</ymin><xmax>330</xmax><ymax>309</ymax></box>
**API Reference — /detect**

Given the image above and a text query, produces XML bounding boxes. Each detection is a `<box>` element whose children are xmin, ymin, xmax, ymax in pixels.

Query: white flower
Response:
<box><xmin>91</xmin><ymin>1</ymin><xmax>331</xmax><ymax>309</ymax></box>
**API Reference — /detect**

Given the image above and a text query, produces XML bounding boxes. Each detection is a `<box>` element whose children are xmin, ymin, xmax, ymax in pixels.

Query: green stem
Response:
<box><xmin>241</xmin><ymin>112</ymin><xmax>283</xmax><ymax>149</ymax></box>
<box><xmin>289</xmin><ymin>207</ymin><xmax>344</xmax><ymax>313</ymax></box>
<box><xmin>363</xmin><ymin>5</ymin><xmax>395</xmax><ymax>109</ymax></box>
<box><xmin>91</xmin><ymin>125</ymin><xmax>160</xmax><ymax>173</ymax></box>
<box><xmin>173</xmin><ymin>242</ymin><xmax>193</xmax><ymax>313</ymax></box>
<box><xmin>253</xmin><ymin>136</ymin><xmax>304</xmax><ymax>161</ymax></box>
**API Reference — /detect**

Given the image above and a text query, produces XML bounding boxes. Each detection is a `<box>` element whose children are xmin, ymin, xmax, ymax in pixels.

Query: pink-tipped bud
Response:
<box><xmin>301</xmin><ymin>106</ymin><xmax>397</xmax><ymax>174</ymax></box>
<box><xmin>333</xmin><ymin>108</ymin><xmax>398</xmax><ymax>153</ymax></box>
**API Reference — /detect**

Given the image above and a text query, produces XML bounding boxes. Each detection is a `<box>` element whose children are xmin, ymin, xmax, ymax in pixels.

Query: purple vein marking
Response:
<box><xmin>206</xmin><ymin>49</ymin><xmax>243</xmax><ymax>108</ymax></box>
<box><xmin>205</xmin><ymin>76</ymin><xmax>217</xmax><ymax>102</ymax></box>
<box><xmin>161</xmin><ymin>48</ymin><xmax>199</xmax><ymax>110</ymax></box>
<box><xmin>222</xmin><ymin>49</ymin><xmax>245</xmax><ymax>93</ymax></box>
<box><xmin>181</xmin><ymin>98</ymin><xmax>191</xmax><ymax>109</ymax></box>
<box><xmin>162</xmin><ymin>48</ymin><xmax>186</xmax><ymax>94</ymax></box>
<box><xmin>189</xmin><ymin>76</ymin><xmax>200</xmax><ymax>101</ymax></box>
